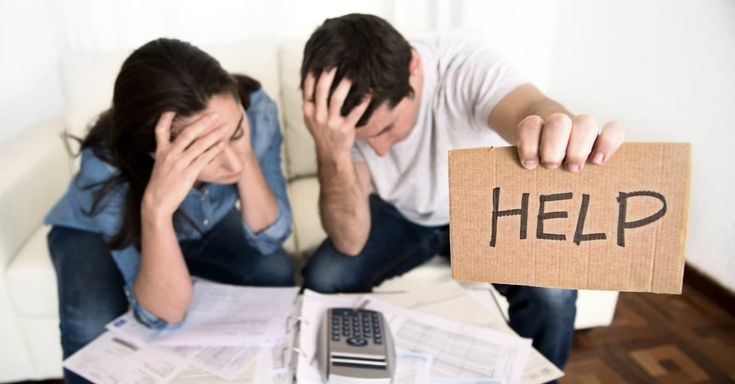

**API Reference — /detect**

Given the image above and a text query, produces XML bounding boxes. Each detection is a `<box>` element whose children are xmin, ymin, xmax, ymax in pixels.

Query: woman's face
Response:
<box><xmin>170</xmin><ymin>93</ymin><xmax>249</xmax><ymax>185</ymax></box>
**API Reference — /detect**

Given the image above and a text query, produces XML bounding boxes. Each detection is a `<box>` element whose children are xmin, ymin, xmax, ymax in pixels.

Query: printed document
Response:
<box><xmin>106</xmin><ymin>281</ymin><xmax>298</xmax><ymax>347</ymax></box>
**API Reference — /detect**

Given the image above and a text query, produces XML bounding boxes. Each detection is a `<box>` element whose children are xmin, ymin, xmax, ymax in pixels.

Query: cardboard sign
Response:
<box><xmin>449</xmin><ymin>143</ymin><xmax>690</xmax><ymax>294</ymax></box>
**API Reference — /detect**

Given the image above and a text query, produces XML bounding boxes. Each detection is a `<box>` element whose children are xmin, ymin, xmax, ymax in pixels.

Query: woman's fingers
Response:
<box><xmin>169</xmin><ymin>113</ymin><xmax>220</xmax><ymax>154</ymax></box>
<box><xmin>177</xmin><ymin>125</ymin><xmax>228</xmax><ymax>167</ymax></box>
<box><xmin>154</xmin><ymin>112</ymin><xmax>176</xmax><ymax>153</ymax></box>
<box><xmin>189</xmin><ymin>141</ymin><xmax>226</xmax><ymax>177</ymax></box>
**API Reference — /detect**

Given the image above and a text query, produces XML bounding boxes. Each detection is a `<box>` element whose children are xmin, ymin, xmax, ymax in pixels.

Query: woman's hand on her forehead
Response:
<box><xmin>142</xmin><ymin>111</ymin><xmax>229</xmax><ymax>218</ymax></box>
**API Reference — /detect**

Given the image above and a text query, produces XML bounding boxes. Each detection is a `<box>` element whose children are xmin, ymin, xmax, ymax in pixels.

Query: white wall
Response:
<box><xmin>547</xmin><ymin>0</ymin><xmax>735</xmax><ymax>293</ymax></box>
<box><xmin>0</xmin><ymin>0</ymin><xmax>64</xmax><ymax>142</ymax></box>
<box><xmin>0</xmin><ymin>0</ymin><xmax>732</xmax><ymax>292</ymax></box>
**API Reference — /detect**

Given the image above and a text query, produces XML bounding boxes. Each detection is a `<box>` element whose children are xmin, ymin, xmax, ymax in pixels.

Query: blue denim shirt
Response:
<box><xmin>45</xmin><ymin>89</ymin><xmax>292</xmax><ymax>329</ymax></box>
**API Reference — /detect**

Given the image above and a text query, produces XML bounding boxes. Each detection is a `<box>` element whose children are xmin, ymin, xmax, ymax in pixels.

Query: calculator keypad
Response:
<box><xmin>330</xmin><ymin>308</ymin><xmax>384</xmax><ymax>348</ymax></box>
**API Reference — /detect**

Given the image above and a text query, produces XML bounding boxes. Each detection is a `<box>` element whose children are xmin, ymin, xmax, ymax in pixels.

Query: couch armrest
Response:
<box><xmin>0</xmin><ymin>118</ymin><xmax>69</xmax><ymax>270</ymax></box>
<box><xmin>0</xmin><ymin>117</ymin><xmax>68</xmax><ymax>383</ymax></box>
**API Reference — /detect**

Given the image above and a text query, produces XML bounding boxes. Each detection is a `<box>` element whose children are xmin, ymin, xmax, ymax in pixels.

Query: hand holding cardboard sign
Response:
<box><xmin>516</xmin><ymin>113</ymin><xmax>625</xmax><ymax>172</ymax></box>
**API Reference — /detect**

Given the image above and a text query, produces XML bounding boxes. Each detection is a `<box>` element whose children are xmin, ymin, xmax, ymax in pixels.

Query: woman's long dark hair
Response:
<box><xmin>81</xmin><ymin>38</ymin><xmax>261</xmax><ymax>250</ymax></box>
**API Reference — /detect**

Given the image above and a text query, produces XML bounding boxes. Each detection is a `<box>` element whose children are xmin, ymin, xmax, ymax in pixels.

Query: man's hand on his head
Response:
<box><xmin>302</xmin><ymin>68</ymin><xmax>371</xmax><ymax>159</ymax></box>
<box><xmin>516</xmin><ymin>113</ymin><xmax>625</xmax><ymax>172</ymax></box>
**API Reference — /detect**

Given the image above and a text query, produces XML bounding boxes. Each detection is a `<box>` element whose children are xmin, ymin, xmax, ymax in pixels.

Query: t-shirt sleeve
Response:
<box><xmin>440</xmin><ymin>39</ymin><xmax>527</xmax><ymax>131</ymax></box>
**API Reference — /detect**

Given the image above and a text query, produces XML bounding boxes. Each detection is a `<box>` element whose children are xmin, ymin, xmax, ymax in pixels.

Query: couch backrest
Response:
<box><xmin>278</xmin><ymin>40</ymin><xmax>317</xmax><ymax>180</ymax></box>
<box><xmin>61</xmin><ymin>40</ymin><xmax>284</xmax><ymax>152</ymax></box>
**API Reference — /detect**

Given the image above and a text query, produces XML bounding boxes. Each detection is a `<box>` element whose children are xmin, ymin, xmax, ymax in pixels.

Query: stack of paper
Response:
<box><xmin>296</xmin><ymin>281</ymin><xmax>563</xmax><ymax>384</ymax></box>
<box><xmin>64</xmin><ymin>281</ymin><xmax>299</xmax><ymax>384</ymax></box>
<box><xmin>64</xmin><ymin>279</ymin><xmax>563</xmax><ymax>383</ymax></box>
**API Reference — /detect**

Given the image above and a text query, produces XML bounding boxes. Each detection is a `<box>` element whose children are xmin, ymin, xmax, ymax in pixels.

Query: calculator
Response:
<box><xmin>317</xmin><ymin>307</ymin><xmax>396</xmax><ymax>384</ymax></box>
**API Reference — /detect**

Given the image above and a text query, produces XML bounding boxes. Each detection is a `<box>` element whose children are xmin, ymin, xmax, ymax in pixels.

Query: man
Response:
<box><xmin>300</xmin><ymin>13</ymin><xmax>624</xmax><ymax>372</ymax></box>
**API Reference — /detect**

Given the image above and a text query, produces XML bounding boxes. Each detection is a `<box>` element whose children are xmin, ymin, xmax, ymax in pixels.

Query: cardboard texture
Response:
<box><xmin>449</xmin><ymin>143</ymin><xmax>691</xmax><ymax>294</ymax></box>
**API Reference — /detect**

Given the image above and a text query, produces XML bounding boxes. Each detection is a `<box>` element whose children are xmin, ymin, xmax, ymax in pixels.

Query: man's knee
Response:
<box><xmin>303</xmin><ymin>241</ymin><xmax>370</xmax><ymax>293</ymax></box>
<box><xmin>531</xmin><ymin>288</ymin><xmax>578</xmax><ymax>318</ymax></box>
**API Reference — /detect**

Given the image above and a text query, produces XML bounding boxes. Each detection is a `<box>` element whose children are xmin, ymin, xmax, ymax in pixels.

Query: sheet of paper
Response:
<box><xmin>170</xmin><ymin>362</ymin><xmax>256</xmax><ymax>384</ymax></box>
<box><xmin>519</xmin><ymin>351</ymin><xmax>564</xmax><ymax>384</ymax></box>
<box><xmin>163</xmin><ymin>345</ymin><xmax>258</xmax><ymax>380</ymax></box>
<box><xmin>64</xmin><ymin>331</ymin><xmax>188</xmax><ymax>384</ymax></box>
<box><xmin>107</xmin><ymin>282</ymin><xmax>299</xmax><ymax>347</ymax></box>
<box><xmin>464</xmin><ymin>288</ymin><xmax>564</xmax><ymax>384</ymax></box>
<box><xmin>367</xmin><ymin>298</ymin><xmax>531</xmax><ymax>384</ymax></box>
<box><xmin>378</xmin><ymin>281</ymin><xmax>509</xmax><ymax>331</ymax></box>
<box><xmin>395</xmin><ymin>353</ymin><xmax>433</xmax><ymax>384</ymax></box>
<box><xmin>378</xmin><ymin>280</ymin><xmax>562</xmax><ymax>383</ymax></box>
<box><xmin>431</xmin><ymin>379</ymin><xmax>504</xmax><ymax>384</ymax></box>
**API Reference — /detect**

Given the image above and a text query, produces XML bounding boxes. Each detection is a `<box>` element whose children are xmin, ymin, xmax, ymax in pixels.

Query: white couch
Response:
<box><xmin>0</xmin><ymin>40</ymin><xmax>618</xmax><ymax>382</ymax></box>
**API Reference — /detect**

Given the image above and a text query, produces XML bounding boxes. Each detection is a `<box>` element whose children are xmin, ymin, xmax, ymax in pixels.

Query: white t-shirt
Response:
<box><xmin>352</xmin><ymin>38</ymin><xmax>526</xmax><ymax>226</ymax></box>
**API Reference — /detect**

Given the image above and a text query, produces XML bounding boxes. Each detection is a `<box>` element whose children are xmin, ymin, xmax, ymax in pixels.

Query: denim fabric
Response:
<box><xmin>303</xmin><ymin>194</ymin><xmax>577</xmax><ymax>374</ymax></box>
<box><xmin>49</xmin><ymin>208</ymin><xmax>294</xmax><ymax>384</ymax></box>
<box><xmin>45</xmin><ymin>89</ymin><xmax>292</xmax><ymax>328</ymax></box>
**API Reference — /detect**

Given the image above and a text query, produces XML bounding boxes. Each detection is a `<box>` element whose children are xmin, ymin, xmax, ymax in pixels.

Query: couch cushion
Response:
<box><xmin>6</xmin><ymin>226</ymin><xmax>58</xmax><ymax>318</ymax></box>
<box><xmin>278</xmin><ymin>40</ymin><xmax>317</xmax><ymax>179</ymax></box>
<box><xmin>287</xmin><ymin>177</ymin><xmax>325</xmax><ymax>256</ymax></box>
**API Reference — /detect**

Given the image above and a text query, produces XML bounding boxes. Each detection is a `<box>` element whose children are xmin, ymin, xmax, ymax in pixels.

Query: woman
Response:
<box><xmin>45</xmin><ymin>38</ymin><xmax>294</xmax><ymax>380</ymax></box>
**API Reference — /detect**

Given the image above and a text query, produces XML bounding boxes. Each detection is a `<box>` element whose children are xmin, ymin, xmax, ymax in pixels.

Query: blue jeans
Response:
<box><xmin>303</xmin><ymin>195</ymin><xmax>577</xmax><ymax>374</ymax></box>
<box><xmin>49</xmin><ymin>208</ymin><xmax>294</xmax><ymax>383</ymax></box>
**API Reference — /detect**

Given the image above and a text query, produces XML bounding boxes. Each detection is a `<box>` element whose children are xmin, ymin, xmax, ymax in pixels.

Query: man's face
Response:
<box><xmin>354</xmin><ymin>95</ymin><xmax>419</xmax><ymax>156</ymax></box>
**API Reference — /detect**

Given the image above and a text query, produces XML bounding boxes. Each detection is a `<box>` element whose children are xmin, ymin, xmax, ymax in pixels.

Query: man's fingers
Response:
<box><xmin>516</xmin><ymin>115</ymin><xmax>543</xmax><ymax>169</ymax></box>
<box><xmin>539</xmin><ymin>113</ymin><xmax>572</xmax><ymax>169</ymax></box>
<box><xmin>345</xmin><ymin>94</ymin><xmax>371</xmax><ymax>128</ymax></box>
<box><xmin>302</xmin><ymin>72</ymin><xmax>316</xmax><ymax>103</ymax></box>
<box><xmin>169</xmin><ymin>113</ymin><xmax>220</xmax><ymax>154</ymax></box>
<box><xmin>565</xmin><ymin>114</ymin><xmax>599</xmax><ymax>172</ymax></box>
<box><xmin>314</xmin><ymin>67</ymin><xmax>337</xmax><ymax>123</ymax></box>
<box><xmin>329</xmin><ymin>77</ymin><xmax>352</xmax><ymax>119</ymax></box>
<box><xmin>591</xmin><ymin>121</ymin><xmax>625</xmax><ymax>164</ymax></box>
<box><xmin>154</xmin><ymin>112</ymin><xmax>176</xmax><ymax>152</ymax></box>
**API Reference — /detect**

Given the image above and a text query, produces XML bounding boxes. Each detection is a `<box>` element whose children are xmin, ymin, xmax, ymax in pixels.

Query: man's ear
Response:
<box><xmin>409</xmin><ymin>49</ymin><xmax>421</xmax><ymax>75</ymax></box>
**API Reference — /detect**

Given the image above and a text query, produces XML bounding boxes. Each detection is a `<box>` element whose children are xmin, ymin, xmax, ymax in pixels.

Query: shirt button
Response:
<box><xmin>203</xmin><ymin>219</ymin><xmax>210</xmax><ymax>226</ymax></box>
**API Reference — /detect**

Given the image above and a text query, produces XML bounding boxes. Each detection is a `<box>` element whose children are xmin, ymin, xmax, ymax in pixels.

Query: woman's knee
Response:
<box><xmin>259</xmin><ymin>247</ymin><xmax>295</xmax><ymax>286</ymax></box>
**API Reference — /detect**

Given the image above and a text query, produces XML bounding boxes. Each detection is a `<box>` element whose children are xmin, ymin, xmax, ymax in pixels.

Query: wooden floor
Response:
<box><xmin>561</xmin><ymin>285</ymin><xmax>735</xmax><ymax>383</ymax></box>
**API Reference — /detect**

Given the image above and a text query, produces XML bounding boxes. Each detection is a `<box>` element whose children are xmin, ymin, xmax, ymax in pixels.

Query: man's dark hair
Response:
<box><xmin>300</xmin><ymin>14</ymin><xmax>414</xmax><ymax>127</ymax></box>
